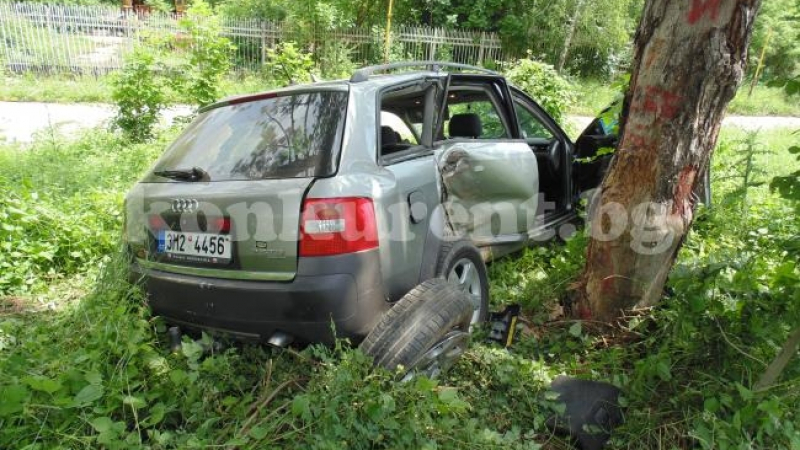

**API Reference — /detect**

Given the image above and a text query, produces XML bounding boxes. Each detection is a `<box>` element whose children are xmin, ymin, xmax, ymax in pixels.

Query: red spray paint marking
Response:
<box><xmin>625</xmin><ymin>132</ymin><xmax>655</xmax><ymax>150</ymax></box>
<box><xmin>631</xmin><ymin>85</ymin><xmax>683</xmax><ymax>119</ymax></box>
<box><xmin>642</xmin><ymin>86</ymin><xmax>683</xmax><ymax>119</ymax></box>
<box><xmin>672</xmin><ymin>165</ymin><xmax>697</xmax><ymax>218</ymax></box>
<box><xmin>687</xmin><ymin>0</ymin><xmax>722</xmax><ymax>24</ymax></box>
<box><xmin>625</xmin><ymin>85</ymin><xmax>684</xmax><ymax>150</ymax></box>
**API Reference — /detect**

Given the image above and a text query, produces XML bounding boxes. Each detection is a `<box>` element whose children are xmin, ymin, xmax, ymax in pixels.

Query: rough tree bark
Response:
<box><xmin>575</xmin><ymin>0</ymin><xmax>762</xmax><ymax>321</ymax></box>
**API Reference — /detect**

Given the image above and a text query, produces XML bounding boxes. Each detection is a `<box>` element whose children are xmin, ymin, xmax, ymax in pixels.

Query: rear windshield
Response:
<box><xmin>151</xmin><ymin>91</ymin><xmax>348</xmax><ymax>181</ymax></box>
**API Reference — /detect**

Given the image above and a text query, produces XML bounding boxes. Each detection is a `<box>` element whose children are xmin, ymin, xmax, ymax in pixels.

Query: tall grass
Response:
<box><xmin>0</xmin><ymin>125</ymin><xmax>798</xmax><ymax>448</ymax></box>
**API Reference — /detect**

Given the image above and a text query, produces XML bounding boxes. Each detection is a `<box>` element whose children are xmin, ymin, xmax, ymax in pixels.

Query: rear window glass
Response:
<box><xmin>151</xmin><ymin>91</ymin><xmax>348</xmax><ymax>181</ymax></box>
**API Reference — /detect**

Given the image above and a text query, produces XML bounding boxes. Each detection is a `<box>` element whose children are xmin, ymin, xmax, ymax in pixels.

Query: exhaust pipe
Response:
<box><xmin>168</xmin><ymin>326</ymin><xmax>183</xmax><ymax>353</ymax></box>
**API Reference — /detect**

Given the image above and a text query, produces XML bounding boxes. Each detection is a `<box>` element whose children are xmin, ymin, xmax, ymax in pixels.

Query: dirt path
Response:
<box><xmin>0</xmin><ymin>101</ymin><xmax>798</xmax><ymax>143</ymax></box>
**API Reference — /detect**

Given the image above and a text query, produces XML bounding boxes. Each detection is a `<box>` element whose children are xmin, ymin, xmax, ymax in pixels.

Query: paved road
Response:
<box><xmin>1</xmin><ymin>101</ymin><xmax>798</xmax><ymax>143</ymax></box>
<box><xmin>0</xmin><ymin>102</ymin><xmax>191</xmax><ymax>143</ymax></box>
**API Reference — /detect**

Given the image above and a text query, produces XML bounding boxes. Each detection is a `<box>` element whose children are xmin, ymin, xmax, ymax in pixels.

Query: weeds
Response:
<box><xmin>0</xmin><ymin>125</ymin><xmax>798</xmax><ymax>448</ymax></box>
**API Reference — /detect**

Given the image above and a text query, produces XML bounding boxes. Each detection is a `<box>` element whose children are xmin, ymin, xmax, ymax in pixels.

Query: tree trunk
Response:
<box><xmin>754</xmin><ymin>325</ymin><xmax>800</xmax><ymax>392</ymax></box>
<box><xmin>574</xmin><ymin>0</ymin><xmax>762</xmax><ymax>321</ymax></box>
<box><xmin>556</xmin><ymin>0</ymin><xmax>585</xmax><ymax>73</ymax></box>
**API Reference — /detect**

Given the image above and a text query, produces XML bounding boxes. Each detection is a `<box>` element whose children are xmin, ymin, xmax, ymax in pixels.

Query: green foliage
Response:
<box><xmin>0</xmin><ymin>129</ymin><xmax>169</xmax><ymax>294</ymax></box>
<box><xmin>317</xmin><ymin>41</ymin><xmax>357</xmax><ymax>80</ymax></box>
<box><xmin>215</xmin><ymin>0</ymin><xmax>289</xmax><ymax>21</ymax></box>
<box><xmin>749</xmin><ymin>0</ymin><xmax>800</xmax><ymax>80</ymax></box>
<box><xmin>395</xmin><ymin>0</ymin><xmax>636</xmax><ymax>77</ymax></box>
<box><xmin>770</xmin><ymin>143</ymin><xmax>800</xmax><ymax>216</ymax></box>
<box><xmin>1</xmin><ymin>121</ymin><xmax>798</xmax><ymax>448</ymax></box>
<box><xmin>110</xmin><ymin>3</ymin><xmax>233</xmax><ymax>140</ymax></box>
<box><xmin>111</xmin><ymin>45</ymin><xmax>168</xmax><ymax>142</ymax></box>
<box><xmin>504</xmin><ymin>57</ymin><xmax>575</xmax><ymax>123</ymax></box>
<box><xmin>264</xmin><ymin>42</ymin><xmax>315</xmax><ymax>85</ymax></box>
<box><xmin>489</xmin><ymin>233</ymin><xmax>587</xmax><ymax>322</ymax></box>
<box><xmin>173</xmin><ymin>1</ymin><xmax>235</xmax><ymax>107</ymax></box>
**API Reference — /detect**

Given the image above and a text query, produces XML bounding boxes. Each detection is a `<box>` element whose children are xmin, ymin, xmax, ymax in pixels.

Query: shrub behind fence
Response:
<box><xmin>0</xmin><ymin>2</ymin><xmax>507</xmax><ymax>76</ymax></box>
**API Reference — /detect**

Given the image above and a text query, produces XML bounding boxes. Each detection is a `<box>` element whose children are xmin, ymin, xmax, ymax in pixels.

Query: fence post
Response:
<box><xmin>428</xmin><ymin>28</ymin><xmax>437</xmax><ymax>60</ymax></box>
<box><xmin>477</xmin><ymin>32</ymin><xmax>485</xmax><ymax>65</ymax></box>
<box><xmin>260</xmin><ymin>20</ymin><xmax>267</xmax><ymax>67</ymax></box>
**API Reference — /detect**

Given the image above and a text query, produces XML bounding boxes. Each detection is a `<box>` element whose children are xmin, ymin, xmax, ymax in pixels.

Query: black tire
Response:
<box><xmin>359</xmin><ymin>279</ymin><xmax>473</xmax><ymax>377</ymax></box>
<box><xmin>435</xmin><ymin>239</ymin><xmax>490</xmax><ymax>324</ymax></box>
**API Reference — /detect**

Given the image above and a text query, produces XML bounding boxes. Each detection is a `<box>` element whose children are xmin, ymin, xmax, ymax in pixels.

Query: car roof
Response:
<box><xmin>207</xmin><ymin>65</ymin><xmax>505</xmax><ymax>112</ymax></box>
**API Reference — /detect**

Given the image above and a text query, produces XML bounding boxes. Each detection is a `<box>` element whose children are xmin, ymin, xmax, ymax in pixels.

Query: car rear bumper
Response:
<box><xmin>130</xmin><ymin>250</ymin><xmax>389</xmax><ymax>345</ymax></box>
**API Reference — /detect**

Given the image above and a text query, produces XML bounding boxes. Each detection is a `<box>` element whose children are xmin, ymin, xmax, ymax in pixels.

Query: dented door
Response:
<box><xmin>436</xmin><ymin>140</ymin><xmax>539</xmax><ymax>243</ymax></box>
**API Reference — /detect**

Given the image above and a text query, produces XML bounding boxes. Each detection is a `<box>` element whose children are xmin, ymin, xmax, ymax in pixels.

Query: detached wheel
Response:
<box><xmin>360</xmin><ymin>279</ymin><xmax>473</xmax><ymax>379</ymax></box>
<box><xmin>435</xmin><ymin>239</ymin><xmax>489</xmax><ymax>325</ymax></box>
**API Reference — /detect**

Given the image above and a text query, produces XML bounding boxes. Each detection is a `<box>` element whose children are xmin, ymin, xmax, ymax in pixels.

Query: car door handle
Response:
<box><xmin>407</xmin><ymin>191</ymin><xmax>427</xmax><ymax>224</ymax></box>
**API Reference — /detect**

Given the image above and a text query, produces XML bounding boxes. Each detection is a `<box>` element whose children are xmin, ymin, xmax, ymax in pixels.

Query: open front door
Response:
<box><xmin>574</xmin><ymin>101</ymin><xmax>711</xmax><ymax>205</ymax></box>
<box><xmin>574</xmin><ymin>104</ymin><xmax>619</xmax><ymax>194</ymax></box>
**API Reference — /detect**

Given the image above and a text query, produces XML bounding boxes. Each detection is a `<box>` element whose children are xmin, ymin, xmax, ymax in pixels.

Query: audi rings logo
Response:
<box><xmin>171</xmin><ymin>198</ymin><xmax>199</xmax><ymax>213</ymax></box>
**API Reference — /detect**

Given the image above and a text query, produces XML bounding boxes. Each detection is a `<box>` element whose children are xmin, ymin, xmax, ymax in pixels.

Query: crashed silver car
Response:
<box><xmin>124</xmin><ymin>61</ymin><xmax>621</xmax><ymax>377</ymax></box>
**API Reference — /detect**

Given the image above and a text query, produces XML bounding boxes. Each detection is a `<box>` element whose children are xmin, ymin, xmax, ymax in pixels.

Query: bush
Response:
<box><xmin>173</xmin><ymin>0</ymin><xmax>235</xmax><ymax>107</ymax></box>
<box><xmin>318</xmin><ymin>41</ymin><xmax>356</xmax><ymax>80</ymax></box>
<box><xmin>111</xmin><ymin>2</ymin><xmax>233</xmax><ymax>141</ymax></box>
<box><xmin>111</xmin><ymin>45</ymin><xmax>168</xmax><ymax>142</ymax></box>
<box><xmin>264</xmin><ymin>42</ymin><xmax>315</xmax><ymax>85</ymax></box>
<box><xmin>0</xmin><ymin>129</ymin><xmax>168</xmax><ymax>294</ymax></box>
<box><xmin>504</xmin><ymin>56</ymin><xmax>575</xmax><ymax>123</ymax></box>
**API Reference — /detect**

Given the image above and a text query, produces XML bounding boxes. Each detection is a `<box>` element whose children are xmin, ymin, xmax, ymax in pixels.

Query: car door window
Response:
<box><xmin>444</xmin><ymin>87</ymin><xmax>509</xmax><ymax>140</ymax></box>
<box><xmin>513</xmin><ymin>100</ymin><xmax>553</xmax><ymax>140</ymax></box>
<box><xmin>380</xmin><ymin>83</ymin><xmax>434</xmax><ymax>159</ymax></box>
<box><xmin>380</xmin><ymin>111</ymin><xmax>419</xmax><ymax>146</ymax></box>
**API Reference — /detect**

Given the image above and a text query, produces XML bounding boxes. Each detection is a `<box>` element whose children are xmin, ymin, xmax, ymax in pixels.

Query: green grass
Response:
<box><xmin>1</xmin><ymin>16</ymin><xmax>96</xmax><ymax>69</ymax></box>
<box><xmin>568</xmin><ymin>78</ymin><xmax>619</xmax><ymax>116</ymax></box>
<box><xmin>0</xmin><ymin>73</ymin><xmax>114</xmax><ymax>103</ymax></box>
<box><xmin>569</xmin><ymin>78</ymin><xmax>800</xmax><ymax>117</ymax></box>
<box><xmin>728</xmin><ymin>84</ymin><xmax>800</xmax><ymax>116</ymax></box>
<box><xmin>0</xmin><ymin>125</ymin><xmax>798</xmax><ymax>448</ymax></box>
<box><xmin>0</xmin><ymin>73</ymin><xmax>277</xmax><ymax>104</ymax></box>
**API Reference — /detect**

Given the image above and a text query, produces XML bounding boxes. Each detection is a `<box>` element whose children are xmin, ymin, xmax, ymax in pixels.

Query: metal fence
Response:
<box><xmin>0</xmin><ymin>2</ymin><xmax>507</xmax><ymax>76</ymax></box>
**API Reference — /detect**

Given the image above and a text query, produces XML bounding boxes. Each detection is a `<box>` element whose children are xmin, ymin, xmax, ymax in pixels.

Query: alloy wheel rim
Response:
<box><xmin>401</xmin><ymin>330</ymin><xmax>470</xmax><ymax>382</ymax></box>
<box><xmin>447</xmin><ymin>257</ymin><xmax>483</xmax><ymax>325</ymax></box>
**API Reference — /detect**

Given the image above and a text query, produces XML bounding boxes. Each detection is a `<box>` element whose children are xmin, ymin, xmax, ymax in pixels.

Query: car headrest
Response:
<box><xmin>380</xmin><ymin>126</ymin><xmax>399</xmax><ymax>146</ymax></box>
<box><xmin>449</xmin><ymin>113</ymin><xmax>482</xmax><ymax>139</ymax></box>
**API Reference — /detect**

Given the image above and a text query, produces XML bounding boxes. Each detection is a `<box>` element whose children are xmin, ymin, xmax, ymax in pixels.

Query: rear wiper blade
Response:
<box><xmin>153</xmin><ymin>167</ymin><xmax>208</xmax><ymax>181</ymax></box>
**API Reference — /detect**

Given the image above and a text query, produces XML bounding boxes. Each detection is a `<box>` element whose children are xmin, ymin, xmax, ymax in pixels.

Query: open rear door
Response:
<box><xmin>433</xmin><ymin>74</ymin><xmax>538</xmax><ymax>244</ymax></box>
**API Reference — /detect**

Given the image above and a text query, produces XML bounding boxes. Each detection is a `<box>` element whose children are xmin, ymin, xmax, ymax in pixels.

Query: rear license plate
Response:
<box><xmin>158</xmin><ymin>230</ymin><xmax>232</xmax><ymax>262</ymax></box>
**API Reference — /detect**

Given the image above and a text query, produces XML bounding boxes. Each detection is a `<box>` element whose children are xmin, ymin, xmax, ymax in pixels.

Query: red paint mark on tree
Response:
<box><xmin>687</xmin><ymin>0</ymin><xmax>722</xmax><ymax>24</ymax></box>
<box><xmin>642</xmin><ymin>86</ymin><xmax>683</xmax><ymax>119</ymax></box>
<box><xmin>625</xmin><ymin>132</ymin><xmax>655</xmax><ymax>149</ymax></box>
<box><xmin>671</xmin><ymin>165</ymin><xmax>697</xmax><ymax>218</ymax></box>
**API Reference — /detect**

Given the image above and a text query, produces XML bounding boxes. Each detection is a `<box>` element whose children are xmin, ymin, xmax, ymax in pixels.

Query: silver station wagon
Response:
<box><xmin>124</xmin><ymin>61</ymin><xmax>630</xmax><ymax>377</ymax></box>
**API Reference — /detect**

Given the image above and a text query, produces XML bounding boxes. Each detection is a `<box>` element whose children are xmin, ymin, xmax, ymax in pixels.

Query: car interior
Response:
<box><xmin>378</xmin><ymin>78</ymin><xmax>567</xmax><ymax>214</ymax></box>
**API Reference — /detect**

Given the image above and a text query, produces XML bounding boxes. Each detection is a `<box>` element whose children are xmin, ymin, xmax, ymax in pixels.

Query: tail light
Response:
<box><xmin>211</xmin><ymin>217</ymin><xmax>231</xmax><ymax>234</ymax></box>
<box><xmin>148</xmin><ymin>214</ymin><xmax>167</xmax><ymax>231</ymax></box>
<box><xmin>299</xmin><ymin>197</ymin><xmax>378</xmax><ymax>257</ymax></box>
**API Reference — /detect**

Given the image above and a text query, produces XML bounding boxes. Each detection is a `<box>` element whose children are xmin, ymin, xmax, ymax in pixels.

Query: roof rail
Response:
<box><xmin>350</xmin><ymin>61</ymin><xmax>500</xmax><ymax>82</ymax></box>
